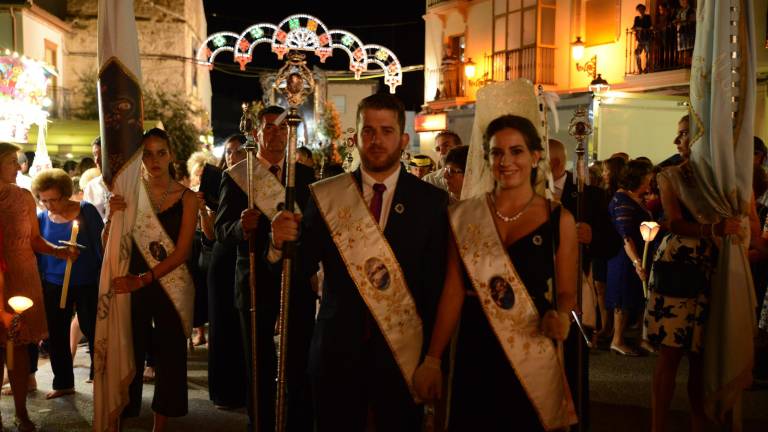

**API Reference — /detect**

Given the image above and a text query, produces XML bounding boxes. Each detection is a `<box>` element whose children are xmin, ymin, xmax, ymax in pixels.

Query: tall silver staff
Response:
<box><xmin>567</xmin><ymin>105</ymin><xmax>593</xmax><ymax>432</ymax></box>
<box><xmin>238</xmin><ymin>102</ymin><xmax>261</xmax><ymax>427</ymax></box>
<box><xmin>274</xmin><ymin>51</ymin><xmax>315</xmax><ymax>432</ymax></box>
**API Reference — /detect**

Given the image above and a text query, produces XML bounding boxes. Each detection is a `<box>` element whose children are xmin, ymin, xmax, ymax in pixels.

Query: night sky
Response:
<box><xmin>202</xmin><ymin>1</ymin><xmax>426</xmax><ymax>137</ymax></box>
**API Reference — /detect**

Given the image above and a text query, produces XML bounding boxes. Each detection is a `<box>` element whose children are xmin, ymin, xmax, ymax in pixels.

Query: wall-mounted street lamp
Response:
<box><xmin>571</xmin><ymin>37</ymin><xmax>598</xmax><ymax>81</ymax></box>
<box><xmin>463</xmin><ymin>57</ymin><xmax>489</xmax><ymax>90</ymax></box>
<box><xmin>589</xmin><ymin>74</ymin><xmax>610</xmax><ymax>94</ymax></box>
<box><xmin>464</xmin><ymin>58</ymin><xmax>476</xmax><ymax>79</ymax></box>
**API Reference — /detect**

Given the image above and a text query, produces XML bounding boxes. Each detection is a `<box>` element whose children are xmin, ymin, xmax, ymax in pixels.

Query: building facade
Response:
<box><xmin>423</xmin><ymin>0</ymin><xmax>768</xmax><ymax>163</ymax></box>
<box><xmin>64</xmin><ymin>0</ymin><xmax>212</xmax><ymax>128</ymax></box>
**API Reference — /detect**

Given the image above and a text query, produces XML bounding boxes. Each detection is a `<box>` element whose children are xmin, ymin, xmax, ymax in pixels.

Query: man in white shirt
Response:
<box><xmin>423</xmin><ymin>130</ymin><xmax>462</xmax><ymax>190</ymax></box>
<box><xmin>82</xmin><ymin>137</ymin><xmax>109</xmax><ymax>220</ymax></box>
<box><xmin>271</xmin><ymin>93</ymin><xmax>449</xmax><ymax>432</ymax></box>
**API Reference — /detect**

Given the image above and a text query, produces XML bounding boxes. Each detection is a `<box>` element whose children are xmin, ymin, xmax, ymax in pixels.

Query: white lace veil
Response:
<box><xmin>460</xmin><ymin>79</ymin><xmax>559</xmax><ymax>200</ymax></box>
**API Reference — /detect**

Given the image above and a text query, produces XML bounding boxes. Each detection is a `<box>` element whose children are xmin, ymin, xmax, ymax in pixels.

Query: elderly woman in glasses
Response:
<box><xmin>32</xmin><ymin>168</ymin><xmax>103</xmax><ymax>400</ymax></box>
<box><xmin>442</xmin><ymin>145</ymin><xmax>469</xmax><ymax>202</ymax></box>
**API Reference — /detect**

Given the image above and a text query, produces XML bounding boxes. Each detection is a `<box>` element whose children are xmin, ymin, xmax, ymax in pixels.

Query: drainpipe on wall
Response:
<box><xmin>9</xmin><ymin>6</ymin><xmax>18</xmax><ymax>52</ymax></box>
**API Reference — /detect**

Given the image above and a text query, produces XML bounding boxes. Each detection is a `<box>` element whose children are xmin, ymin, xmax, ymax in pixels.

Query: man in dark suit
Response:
<box><xmin>550</xmin><ymin>138</ymin><xmax>618</xmax><ymax>430</ymax></box>
<box><xmin>271</xmin><ymin>93</ymin><xmax>449</xmax><ymax>431</ymax></box>
<box><xmin>215</xmin><ymin>105</ymin><xmax>316</xmax><ymax>432</ymax></box>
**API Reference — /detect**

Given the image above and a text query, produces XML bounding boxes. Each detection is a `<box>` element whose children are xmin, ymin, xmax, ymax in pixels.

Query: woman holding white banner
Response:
<box><xmin>413</xmin><ymin>113</ymin><xmax>578</xmax><ymax>431</ymax></box>
<box><xmin>104</xmin><ymin>129</ymin><xmax>198</xmax><ymax>431</ymax></box>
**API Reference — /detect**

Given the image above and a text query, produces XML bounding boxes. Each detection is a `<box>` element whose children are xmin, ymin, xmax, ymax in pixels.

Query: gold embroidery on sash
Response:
<box><xmin>448</xmin><ymin>195</ymin><xmax>576</xmax><ymax>430</ymax></box>
<box><xmin>132</xmin><ymin>184</ymin><xmax>194</xmax><ymax>337</ymax></box>
<box><xmin>310</xmin><ymin>173</ymin><xmax>422</xmax><ymax>399</ymax></box>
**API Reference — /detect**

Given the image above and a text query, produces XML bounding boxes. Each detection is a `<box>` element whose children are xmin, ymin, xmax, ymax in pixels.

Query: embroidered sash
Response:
<box><xmin>448</xmin><ymin>195</ymin><xmax>577</xmax><ymax>430</ymax></box>
<box><xmin>132</xmin><ymin>184</ymin><xmax>194</xmax><ymax>337</ymax></box>
<box><xmin>310</xmin><ymin>173</ymin><xmax>422</xmax><ymax>398</ymax></box>
<box><xmin>227</xmin><ymin>159</ymin><xmax>300</xmax><ymax>220</ymax></box>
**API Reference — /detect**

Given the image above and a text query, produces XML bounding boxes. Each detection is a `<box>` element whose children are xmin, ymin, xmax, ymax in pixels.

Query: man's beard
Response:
<box><xmin>359</xmin><ymin>146</ymin><xmax>402</xmax><ymax>173</ymax></box>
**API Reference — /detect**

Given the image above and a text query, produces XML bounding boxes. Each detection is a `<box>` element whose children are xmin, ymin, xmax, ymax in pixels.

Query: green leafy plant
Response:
<box><xmin>73</xmin><ymin>72</ymin><xmax>206</xmax><ymax>164</ymax></box>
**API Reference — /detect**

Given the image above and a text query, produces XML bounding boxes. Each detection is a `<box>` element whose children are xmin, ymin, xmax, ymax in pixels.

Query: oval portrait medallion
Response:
<box><xmin>489</xmin><ymin>275</ymin><xmax>515</xmax><ymax>310</ymax></box>
<box><xmin>364</xmin><ymin>257</ymin><xmax>391</xmax><ymax>291</ymax></box>
<box><xmin>149</xmin><ymin>241</ymin><xmax>168</xmax><ymax>262</ymax></box>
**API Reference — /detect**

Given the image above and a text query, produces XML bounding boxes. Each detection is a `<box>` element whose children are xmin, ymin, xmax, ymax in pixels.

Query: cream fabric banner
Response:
<box><xmin>227</xmin><ymin>158</ymin><xmax>299</xmax><ymax>220</ymax></box>
<box><xmin>310</xmin><ymin>173</ymin><xmax>422</xmax><ymax>398</ymax></box>
<box><xmin>448</xmin><ymin>195</ymin><xmax>576</xmax><ymax>430</ymax></box>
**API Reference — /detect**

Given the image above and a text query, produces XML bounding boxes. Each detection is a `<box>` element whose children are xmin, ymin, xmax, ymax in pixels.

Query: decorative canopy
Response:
<box><xmin>196</xmin><ymin>14</ymin><xmax>403</xmax><ymax>93</ymax></box>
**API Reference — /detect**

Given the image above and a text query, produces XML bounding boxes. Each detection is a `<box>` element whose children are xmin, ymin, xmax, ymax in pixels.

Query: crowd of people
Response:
<box><xmin>0</xmin><ymin>87</ymin><xmax>766</xmax><ymax>432</ymax></box>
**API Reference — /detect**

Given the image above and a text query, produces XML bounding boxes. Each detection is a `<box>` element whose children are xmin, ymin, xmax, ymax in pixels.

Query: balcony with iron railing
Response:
<box><xmin>492</xmin><ymin>46</ymin><xmax>555</xmax><ymax>85</ymax></box>
<box><xmin>625</xmin><ymin>22</ymin><xmax>694</xmax><ymax>75</ymax></box>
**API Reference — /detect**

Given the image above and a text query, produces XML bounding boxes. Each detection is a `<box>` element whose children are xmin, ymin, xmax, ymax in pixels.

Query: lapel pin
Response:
<box><xmin>394</xmin><ymin>203</ymin><xmax>405</xmax><ymax>214</ymax></box>
<box><xmin>532</xmin><ymin>234</ymin><xmax>543</xmax><ymax>246</ymax></box>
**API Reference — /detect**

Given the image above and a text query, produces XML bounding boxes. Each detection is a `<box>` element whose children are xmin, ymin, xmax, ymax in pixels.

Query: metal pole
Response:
<box><xmin>240</xmin><ymin>102</ymin><xmax>260</xmax><ymax>429</ymax></box>
<box><xmin>273</xmin><ymin>51</ymin><xmax>314</xmax><ymax>432</ymax></box>
<box><xmin>275</xmin><ymin>108</ymin><xmax>299</xmax><ymax>432</ymax></box>
<box><xmin>568</xmin><ymin>106</ymin><xmax>594</xmax><ymax>432</ymax></box>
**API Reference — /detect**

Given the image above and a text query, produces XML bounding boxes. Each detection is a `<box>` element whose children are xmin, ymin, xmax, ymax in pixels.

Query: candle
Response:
<box><xmin>59</xmin><ymin>220</ymin><xmax>78</xmax><ymax>309</ymax></box>
<box><xmin>6</xmin><ymin>296</ymin><xmax>33</xmax><ymax>370</ymax></box>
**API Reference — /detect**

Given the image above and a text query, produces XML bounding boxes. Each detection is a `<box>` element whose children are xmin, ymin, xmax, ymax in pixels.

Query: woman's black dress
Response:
<box><xmin>449</xmin><ymin>209</ymin><xmax>560</xmax><ymax>432</ymax></box>
<box><xmin>124</xmin><ymin>195</ymin><xmax>189</xmax><ymax>418</ymax></box>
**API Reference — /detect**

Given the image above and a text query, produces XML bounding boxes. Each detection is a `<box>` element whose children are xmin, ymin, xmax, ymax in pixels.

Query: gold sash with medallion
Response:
<box><xmin>448</xmin><ymin>195</ymin><xmax>576</xmax><ymax>430</ymax></box>
<box><xmin>132</xmin><ymin>183</ymin><xmax>194</xmax><ymax>337</ymax></box>
<box><xmin>310</xmin><ymin>173</ymin><xmax>422</xmax><ymax>399</ymax></box>
<box><xmin>227</xmin><ymin>159</ymin><xmax>300</xmax><ymax>220</ymax></box>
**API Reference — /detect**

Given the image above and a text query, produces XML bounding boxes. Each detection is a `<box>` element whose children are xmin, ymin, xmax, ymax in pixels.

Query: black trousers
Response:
<box><xmin>123</xmin><ymin>283</ymin><xmax>188</xmax><ymax>418</ymax></box>
<box><xmin>237</xmin><ymin>302</ymin><xmax>277</xmax><ymax>432</ymax></box>
<box><xmin>312</xmin><ymin>343</ymin><xmax>422</xmax><ymax>432</ymax></box>
<box><xmin>42</xmin><ymin>280</ymin><xmax>97</xmax><ymax>390</ymax></box>
<box><xmin>564</xmin><ymin>321</ymin><xmax>590</xmax><ymax>430</ymax></box>
<box><xmin>207</xmin><ymin>242</ymin><xmax>246</xmax><ymax>408</ymax></box>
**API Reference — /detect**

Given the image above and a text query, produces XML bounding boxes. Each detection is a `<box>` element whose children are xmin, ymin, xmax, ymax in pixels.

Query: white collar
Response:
<box><xmin>361</xmin><ymin>166</ymin><xmax>400</xmax><ymax>191</ymax></box>
<box><xmin>257</xmin><ymin>153</ymin><xmax>284</xmax><ymax>169</ymax></box>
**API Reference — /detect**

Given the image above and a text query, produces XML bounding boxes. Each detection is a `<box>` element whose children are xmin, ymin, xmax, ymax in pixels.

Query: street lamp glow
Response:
<box><xmin>571</xmin><ymin>37</ymin><xmax>585</xmax><ymax>61</ymax></box>
<box><xmin>464</xmin><ymin>58</ymin><xmax>476</xmax><ymax>79</ymax></box>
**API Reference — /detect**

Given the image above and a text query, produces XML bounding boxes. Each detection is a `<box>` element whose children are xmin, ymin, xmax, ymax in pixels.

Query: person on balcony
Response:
<box><xmin>633</xmin><ymin>4</ymin><xmax>653</xmax><ymax>74</ymax></box>
<box><xmin>674</xmin><ymin>0</ymin><xmax>696</xmax><ymax>66</ymax></box>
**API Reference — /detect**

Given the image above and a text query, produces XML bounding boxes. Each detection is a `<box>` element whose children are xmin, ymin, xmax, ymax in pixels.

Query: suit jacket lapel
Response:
<box><xmin>383</xmin><ymin>166</ymin><xmax>410</xmax><ymax>243</ymax></box>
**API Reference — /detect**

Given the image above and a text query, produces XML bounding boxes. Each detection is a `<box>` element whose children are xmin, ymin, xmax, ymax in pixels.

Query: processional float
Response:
<box><xmin>196</xmin><ymin>14</ymin><xmax>404</xmax><ymax>432</ymax></box>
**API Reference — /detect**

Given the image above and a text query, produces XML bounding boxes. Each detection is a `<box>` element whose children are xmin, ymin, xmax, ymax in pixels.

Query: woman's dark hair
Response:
<box><xmin>62</xmin><ymin>160</ymin><xmax>78</xmax><ymax>174</ymax></box>
<box><xmin>483</xmin><ymin>115</ymin><xmax>543</xmax><ymax>185</ymax></box>
<box><xmin>78</xmin><ymin>157</ymin><xmax>97</xmax><ymax>174</ymax></box>
<box><xmin>142</xmin><ymin>128</ymin><xmax>176</xmax><ymax>177</ymax></box>
<box><xmin>445</xmin><ymin>145</ymin><xmax>469</xmax><ymax>171</ymax></box>
<box><xmin>219</xmin><ymin>133</ymin><xmax>246</xmax><ymax>169</ymax></box>
<box><xmin>618</xmin><ymin>159</ymin><xmax>653</xmax><ymax>191</ymax></box>
<box><xmin>603</xmin><ymin>156</ymin><xmax>626</xmax><ymax>196</ymax></box>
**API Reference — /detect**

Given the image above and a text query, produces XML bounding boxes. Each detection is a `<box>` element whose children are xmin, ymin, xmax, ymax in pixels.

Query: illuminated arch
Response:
<box><xmin>196</xmin><ymin>14</ymin><xmax>404</xmax><ymax>93</ymax></box>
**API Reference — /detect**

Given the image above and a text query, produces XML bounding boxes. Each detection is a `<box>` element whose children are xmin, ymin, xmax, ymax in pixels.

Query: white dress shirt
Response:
<box><xmin>258</xmin><ymin>154</ymin><xmax>284</xmax><ymax>181</ymax></box>
<box><xmin>422</xmin><ymin>167</ymin><xmax>448</xmax><ymax>191</ymax></box>
<box><xmin>15</xmin><ymin>172</ymin><xmax>32</xmax><ymax>190</ymax></box>
<box><xmin>553</xmin><ymin>172</ymin><xmax>567</xmax><ymax>201</ymax></box>
<box><xmin>361</xmin><ymin>167</ymin><xmax>400</xmax><ymax>230</ymax></box>
<box><xmin>83</xmin><ymin>175</ymin><xmax>109</xmax><ymax>220</ymax></box>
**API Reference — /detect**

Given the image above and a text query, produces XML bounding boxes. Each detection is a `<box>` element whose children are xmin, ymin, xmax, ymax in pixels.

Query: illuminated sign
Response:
<box><xmin>414</xmin><ymin>112</ymin><xmax>447</xmax><ymax>133</ymax></box>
